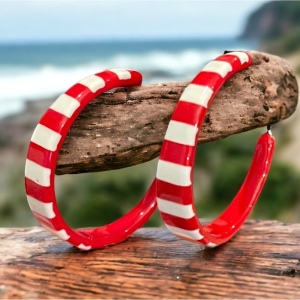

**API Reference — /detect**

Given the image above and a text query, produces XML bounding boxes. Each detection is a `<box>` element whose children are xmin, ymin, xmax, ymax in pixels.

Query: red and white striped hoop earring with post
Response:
<box><xmin>25</xmin><ymin>69</ymin><xmax>157</xmax><ymax>250</ymax></box>
<box><xmin>156</xmin><ymin>51</ymin><xmax>275</xmax><ymax>247</ymax></box>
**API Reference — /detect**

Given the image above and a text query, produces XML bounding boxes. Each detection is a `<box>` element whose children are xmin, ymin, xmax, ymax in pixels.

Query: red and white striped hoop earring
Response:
<box><xmin>25</xmin><ymin>69</ymin><xmax>157</xmax><ymax>250</ymax></box>
<box><xmin>156</xmin><ymin>51</ymin><xmax>275</xmax><ymax>247</ymax></box>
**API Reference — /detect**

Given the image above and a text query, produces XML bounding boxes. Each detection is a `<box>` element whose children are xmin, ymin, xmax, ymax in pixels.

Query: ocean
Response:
<box><xmin>0</xmin><ymin>38</ymin><xmax>257</xmax><ymax>118</ymax></box>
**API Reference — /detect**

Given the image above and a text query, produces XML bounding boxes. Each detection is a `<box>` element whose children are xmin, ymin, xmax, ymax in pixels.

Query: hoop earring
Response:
<box><xmin>25</xmin><ymin>69</ymin><xmax>157</xmax><ymax>250</ymax></box>
<box><xmin>156</xmin><ymin>51</ymin><xmax>275</xmax><ymax>247</ymax></box>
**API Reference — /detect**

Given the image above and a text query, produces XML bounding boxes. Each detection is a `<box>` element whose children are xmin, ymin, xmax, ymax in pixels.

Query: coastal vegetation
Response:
<box><xmin>241</xmin><ymin>1</ymin><xmax>300</xmax><ymax>56</ymax></box>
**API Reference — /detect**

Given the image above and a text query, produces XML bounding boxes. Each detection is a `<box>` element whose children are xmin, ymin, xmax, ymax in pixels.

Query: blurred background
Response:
<box><xmin>0</xmin><ymin>0</ymin><xmax>300</xmax><ymax>228</ymax></box>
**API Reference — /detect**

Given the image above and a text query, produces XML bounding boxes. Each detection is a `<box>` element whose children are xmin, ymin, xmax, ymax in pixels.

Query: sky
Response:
<box><xmin>0</xmin><ymin>0</ymin><xmax>270</xmax><ymax>43</ymax></box>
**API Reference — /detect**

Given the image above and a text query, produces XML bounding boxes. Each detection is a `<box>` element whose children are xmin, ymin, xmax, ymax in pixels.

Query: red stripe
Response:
<box><xmin>32</xmin><ymin>211</ymin><xmax>55</xmax><ymax>229</ymax></box>
<box><xmin>216</xmin><ymin>54</ymin><xmax>243</xmax><ymax>67</ymax></box>
<box><xmin>39</xmin><ymin>108</ymin><xmax>69</xmax><ymax>133</ymax></box>
<box><xmin>156</xmin><ymin>180</ymin><xmax>194</xmax><ymax>205</ymax></box>
<box><xmin>217</xmin><ymin>56</ymin><xmax>245</xmax><ymax>80</ymax></box>
<box><xmin>171</xmin><ymin>101</ymin><xmax>207</xmax><ymax>126</ymax></box>
<box><xmin>162</xmin><ymin>212</ymin><xmax>212</xmax><ymax>245</ymax></box>
<box><xmin>95</xmin><ymin>71</ymin><xmax>118</xmax><ymax>91</ymax></box>
<box><xmin>191</xmin><ymin>54</ymin><xmax>250</xmax><ymax>93</ymax></box>
<box><xmin>159</xmin><ymin>140</ymin><xmax>195</xmax><ymax>167</ymax></box>
<box><xmin>25</xmin><ymin>177</ymin><xmax>55</xmax><ymax>203</ymax></box>
<box><xmin>66</xmin><ymin>83</ymin><xmax>94</xmax><ymax>105</ymax></box>
<box><xmin>216</xmin><ymin>54</ymin><xmax>251</xmax><ymax>78</ymax></box>
<box><xmin>27</xmin><ymin>142</ymin><xmax>54</xmax><ymax>169</ymax></box>
<box><xmin>128</xmin><ymin>70</ymin><xmax>143</xmax><ymax>86</ymax></box>
<box><xmin>191</xmin><ymin>71</ymin><xmax>224</xmax><ymax>91</ymax></box>
<box><xmin>191</xmin><ymin>70</ymin><xmax>232</xmax><ymax>108</ymax></box>
<box><xmin>216</xmin><ymin>55</ymin><xmax>237</xmax><ymax>63</ymax></box>
<box><xmin>32</xmin><ymin>211</ymin><xmax>69</xmax><ymax>234</ymax></box>
<box><xmin>160</xmin><ymin>212</ymin><xmax>199</xmax><ymax>231</ymax></box>
<box><xmin>103</xmin><ymin>70</ymin><xmax>143</xmax><ymax>88</ymax></box>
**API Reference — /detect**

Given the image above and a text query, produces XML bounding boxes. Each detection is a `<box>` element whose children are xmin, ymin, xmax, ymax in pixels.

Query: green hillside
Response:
<box><xmin>241</xmin><ymin>1</ymin><xmax>300</xmax><ymax>55</ymax></box>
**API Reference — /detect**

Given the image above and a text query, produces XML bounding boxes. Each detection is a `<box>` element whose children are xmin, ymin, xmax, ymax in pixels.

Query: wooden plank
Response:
<box><xmin>56</xmin><ymin>51</ymin><xmax>298</xmax><ymax>174</ymax></box>
<box><xmin>1</xmin><ymin>220</ymin><xmax>300</xmax><ymax>298</ymax></box>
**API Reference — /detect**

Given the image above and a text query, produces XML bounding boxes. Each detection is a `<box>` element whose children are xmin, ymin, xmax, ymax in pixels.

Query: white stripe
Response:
<box><xmin>179</xmin><ymin>84</ymin><xmax>213</xmax><ymax>108</ymax></box>
<box><xmin>109</xmin><ymin>69</ymin><xmax>131</xmax><ymax>80</ymax></box>
<box><xmin>50</xmin><ymin>94</ymin><xmax>80</xmax><ymax>118</ymax></box>
<box><xmin>157</xmin><ymin>160</ymin><xmax>191</xmax><ymax>187</ymax></box>
<box><xmin>31</xmin><ymin>124</ymin><xmax>61</xmax><ymax>151</ymax></box>
<box><xmin>157</xmin><ymin>198</ymin><xmax>195</xmax><ymax>219</ymax></box>
<box><xmin>77</xmin><ymin>243</ymin><xmax>92</xmax><ymax>251</ymax></box>
<box><xmin>27</xmin><ymin>195</ymin><xmax>55</xmax><ymax>219</ymax></box>
<box><xmin>165</xmin><ymin>121</ymin><xmax>198</xmax><ymax>146</ymax></box>
<box><xmin>79</xmin><ymin>75</ymin><xmax>105</xmax><ymax>93</ymax></box>
<box><xmin>225</xmin><ymin>51</ymin><xmax>249</xmax><ymax>64</ymax></box>
<box><xmin>206</xmin><ymin>242</ymin><xmax>217</xmax><ymax>248</ymax></box>
<box><xmin>25</xmin><ymin>159</ymin><xmax>51</xmax><ymax>187</ymax></box>
<box><xmin>202</xmin><ymin>60</ymin><xmax>233</xmax><ymax>78</ymax></box>
<box><xmin>166</xmin><ymin>224</ymin><xmax>203</xmax><ymax>240</ymax></box>
<box><xmin>42</xmin><ymin>224</ymin><xmax>70</xmax><ymax>240</ymax></box>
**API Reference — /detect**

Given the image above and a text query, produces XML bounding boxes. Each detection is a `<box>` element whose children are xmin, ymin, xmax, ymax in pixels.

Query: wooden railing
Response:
<box><xmin>1</xmin><ymin>220</ymin><xmax>300</xmax><ymax>298</ymax></box>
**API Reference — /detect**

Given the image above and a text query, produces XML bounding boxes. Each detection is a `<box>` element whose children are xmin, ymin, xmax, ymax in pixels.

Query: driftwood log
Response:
<box><xmin>56</xmin><ymin>51</ymin><xmax>298</xmax><ymax>174</ymax></box>
<box><xmin>1</xmin><ymin>220</ymin><xmax>300</xmax><ymax>298</ymax></box>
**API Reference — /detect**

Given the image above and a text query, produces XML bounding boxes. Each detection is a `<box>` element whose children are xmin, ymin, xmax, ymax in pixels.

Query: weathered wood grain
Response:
<box><xmin>56</xmin><ymin>51</ymin><xmax>298</xmax><ymax>174</ymax></box>
<box><xmin>1</xmin><ymin>220</ymin><xmax>300</xmax><ymax>299</ymax></box>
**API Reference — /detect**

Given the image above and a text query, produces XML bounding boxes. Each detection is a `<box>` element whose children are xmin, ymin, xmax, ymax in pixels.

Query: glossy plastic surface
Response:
<box><xmin>156</xmin><ymin>52</ymin><xmax>275</xmax><ymax>247</ymax></box>
<box><xmin>25</xmin><ymin>69</ymin><xmax>157</xmax><ymax>250</ymax></box>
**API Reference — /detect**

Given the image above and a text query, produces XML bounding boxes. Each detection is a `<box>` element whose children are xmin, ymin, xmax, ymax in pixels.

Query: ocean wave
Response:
<box><xmin>0</xmin><ymin>48</ymin><xmax>227</xmax><ymax>117</ymax></box>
